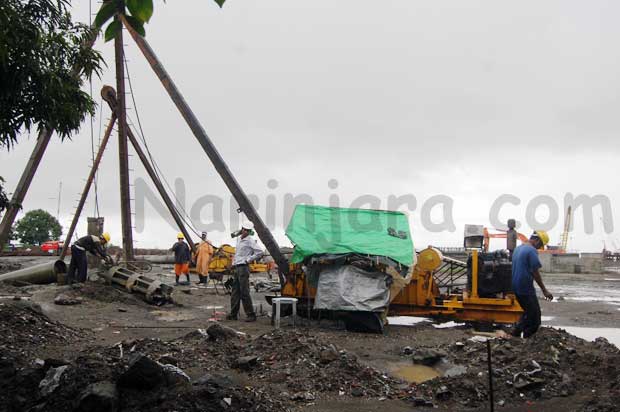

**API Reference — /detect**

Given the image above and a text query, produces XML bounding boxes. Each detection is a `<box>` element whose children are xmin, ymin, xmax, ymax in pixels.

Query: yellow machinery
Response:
<box><xmin>280</xmin><ymin>246</ymin><xmax>523</xmax><ymax>326</ymax></box>
<box><xmin>194</xmin><ymin>244</ymin><xmax>270</xmax><ymax>276</ymax></box>
<box><xmin>388</xmin><ymin>247</ymin><xmax>522</xmax><ymax>324</ymax></box>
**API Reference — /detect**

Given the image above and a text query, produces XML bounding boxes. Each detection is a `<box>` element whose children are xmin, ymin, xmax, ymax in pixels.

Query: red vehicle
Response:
<box><xmin>41</xmin><ymin>241</ymin><xmax>64</xmax><ymax>255</ymax></box>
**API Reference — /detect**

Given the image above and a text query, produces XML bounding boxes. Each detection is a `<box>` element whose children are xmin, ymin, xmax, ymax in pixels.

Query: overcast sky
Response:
<box><xmin>1</xmin><ymin>0</ymin><xmax>619</xmax><ymax>252</ymax></box>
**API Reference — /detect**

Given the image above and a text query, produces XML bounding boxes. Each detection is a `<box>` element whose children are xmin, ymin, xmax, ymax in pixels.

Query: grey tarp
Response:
<box><xmin>313</xmin><ymin>265</ymin><xmax>391</xmax><ymax>312</ymax></box>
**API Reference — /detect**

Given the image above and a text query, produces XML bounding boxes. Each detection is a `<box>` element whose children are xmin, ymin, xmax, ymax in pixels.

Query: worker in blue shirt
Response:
<box><xmin>511</xmin><ymin>230</ymin><xmax>554</xmax><ymax>338</ymax></box>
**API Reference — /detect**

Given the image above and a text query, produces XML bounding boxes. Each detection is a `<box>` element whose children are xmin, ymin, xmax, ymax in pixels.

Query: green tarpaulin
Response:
<box><xmin>285</xmin><ymin>205</ymin><xmax>414</xmax><ymax>267</ymax></box>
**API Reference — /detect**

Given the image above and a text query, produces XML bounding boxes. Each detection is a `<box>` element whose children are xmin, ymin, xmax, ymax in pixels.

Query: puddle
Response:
<box><xmin>551</xmin><ymin>326</ymin><xmax>620</xmax><ymax>348</ymax></box>
<box><xmin>389</xmin><ymin>359</ymin><xmax>466</xmax><ymax>383</ymax></box>
<box><xmin>541</xmin><ymin>316</ymin><xmax>555</xmax><ymax>322</ymax></box>
<box><xmin>390</xmin><ymin>363</ymin><xmax>440</xmax><ymax>383</ymax></box>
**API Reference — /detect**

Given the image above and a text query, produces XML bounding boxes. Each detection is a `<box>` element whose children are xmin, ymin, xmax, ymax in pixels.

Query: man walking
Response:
<box><xmin>67</xmin><ymin>233</ymin><xmax>112</xmax><ymax>284</ymax></box>
<box><xmin>227</xmin><ymin>224</ymin><xmax>263</xmax><ymax>322</ymax></box>
<box><xmin>194</xmin><ymin>232</ymin><xmax>214</xmax><ymax>284</ymax></box>
<box><xmin>511</xmin><ymin>230</ymin><xmax>554</xmax><ymax>338</ymax></box>
<box><xmin>171</xmin><ymin>233</ymin><xmax>191</xmax><ymax>285</ymax></box>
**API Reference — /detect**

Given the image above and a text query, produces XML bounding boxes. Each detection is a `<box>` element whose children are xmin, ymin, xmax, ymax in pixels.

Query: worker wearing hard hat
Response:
<box><xmin>67</xmin><ymin>233</ymin><xmax>112</xmax><ymax>284</ymax></box>
<box><xmin>171</xmin><ymin>232</ymin><xmax>191</xmax><ymax>285</ymax></box>
<box><xmin>510</xmin><ymin>230</ymin><xmax>553</xmax><ymax>338</ymax></box>
<box><xmin>227</xmin><ymin>223</ymin><xmax>263</xmax><ymax>322</ymax></box>
<box><xmin>193</xmin><ymin>232</ymin><xmax>214</xmax><ymax>284</ymax></box>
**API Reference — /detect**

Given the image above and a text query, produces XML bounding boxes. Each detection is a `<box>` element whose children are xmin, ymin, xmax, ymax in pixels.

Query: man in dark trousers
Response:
<box><xmin>227</xmin><ymin>224</ymin><xmax>263</xmax><ymax>322</ymax></box>
<box><xmin>67</xmin><ymin>233</ymin><xmax>111</xmax><ymax>284</ymax></box>
<box><xmin>171</xmin><ymin>232</ymin><xmax>191</xmax><ymax>285</ymax></box>
<box><xmin>511</xmin><ymin>230</ymin><xmax>554</xmax><ymax>338</ymax></box>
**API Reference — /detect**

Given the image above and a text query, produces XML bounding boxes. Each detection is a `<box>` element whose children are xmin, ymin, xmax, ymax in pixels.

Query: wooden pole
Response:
<box><xmin>114</xmin><ymin>13</ymin><xmax>135</xmax><ymax>260</ymax></box>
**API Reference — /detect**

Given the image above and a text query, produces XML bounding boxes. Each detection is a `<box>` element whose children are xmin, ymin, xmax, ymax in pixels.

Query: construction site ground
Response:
<box><xmin>1</xmin><ymin>256</ymin><xmax>619</xmax><ymax>411</ymax></box>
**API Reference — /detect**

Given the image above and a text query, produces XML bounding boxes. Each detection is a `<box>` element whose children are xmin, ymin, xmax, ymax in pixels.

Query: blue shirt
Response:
<box><xmin>511</xmin><ymin>244</ymin><xmax>542</xmax><ymax>296</ymax></box>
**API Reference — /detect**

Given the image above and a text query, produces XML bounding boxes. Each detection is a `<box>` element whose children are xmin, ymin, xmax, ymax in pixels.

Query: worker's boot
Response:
<box><xmin>197</xmin><ymin>275</ymin><xmax>204</xmax><ymax>285</ymax></box>
<box><xmin>226</xmin><ymin>313</ymin><xmax>238</xmax><ymax>321</ymax></box>
<box><xmin>175</xmin><ymin>276</ymin><xmax>180</xmax><ymax>285</ymax></box>
<box><xmin>186</xmin><ymin>273</ymin><xmax>191</xmax><ymax>284</ymax></box>
<box><xmin>245</xmin><ymin>314</ymin><xmax>257</xmax><ymax>322</ymax></box>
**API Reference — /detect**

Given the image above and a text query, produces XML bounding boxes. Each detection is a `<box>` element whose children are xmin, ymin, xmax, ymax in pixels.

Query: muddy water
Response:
<box><xmin>390</xmin><ymin>363</ymin><xmax>440</xmax><ymax>383</ymax></box>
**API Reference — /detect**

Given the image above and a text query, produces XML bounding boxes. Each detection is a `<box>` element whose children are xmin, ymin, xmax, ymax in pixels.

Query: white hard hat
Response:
<box><xmin>242</xmin><ymin>222</ymin><xmax>254</xmax><ymax>231</ymax></box>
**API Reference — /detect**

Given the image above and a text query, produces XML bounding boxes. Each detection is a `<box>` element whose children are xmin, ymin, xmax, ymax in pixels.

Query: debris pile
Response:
<box><xmin>233</xmin><ymin>329</ymin><xmax>401</xmax><ymax>402</ymax></box>
<box><xmin>0</xmin><ymin>302</ymin><xmax>87</xmax><ymax>360</ymax></box>
<box><xmin>400</xmin><ymin>328</ymin><xmax>620</xmax><ymax>410</ymax></box>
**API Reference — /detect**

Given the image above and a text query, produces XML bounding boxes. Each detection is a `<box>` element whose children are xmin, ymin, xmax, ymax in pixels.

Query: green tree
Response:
<box><xmin>95</xmin><ymin>0</ymin><xmax>226</xmax><ymax>42</ymax></box>
<box><xmin>0</xmin><ymin>0</ymin><xmax>104</xmax><ymax>149</ymax></box>
<box><xmin>14</xmin><ymin>209</ymin><xmax>62</xmax><ymax>245</ymax></box>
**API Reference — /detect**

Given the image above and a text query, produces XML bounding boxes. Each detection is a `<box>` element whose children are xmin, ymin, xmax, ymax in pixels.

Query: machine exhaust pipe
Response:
<box><xmin>0</xmin><ymin>260</ymin><xmax>66</xmax><ymax>285</ymax></box>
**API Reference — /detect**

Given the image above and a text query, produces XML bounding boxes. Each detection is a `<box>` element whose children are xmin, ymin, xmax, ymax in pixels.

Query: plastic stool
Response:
<box><xmin>271</xmin><ymin>297</ymin><xmax>298</xmax><ymax>329</ymax></box>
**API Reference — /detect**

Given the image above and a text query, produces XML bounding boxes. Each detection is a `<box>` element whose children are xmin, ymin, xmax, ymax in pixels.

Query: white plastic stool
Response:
<box><xmin>271</xmin><ymin>297</ymin><xmax>298</xmax><ymax>329</ymax></box>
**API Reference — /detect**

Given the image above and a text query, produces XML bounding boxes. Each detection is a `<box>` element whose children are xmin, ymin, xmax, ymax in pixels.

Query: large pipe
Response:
<box><xmin>98</xmin><ymin>265</ymin><xmax>173</xmax><ymax>304</ymax></box>
<box><xmin>122</xmin><ymin>16</ymin><xmax>289</xmax><ymax>285</ymax></box>
<box><xmin>0</xmin><ymin>260</ymin><xmax>66</xmax><ymax>285</ymax></box>
<box><xmin>134</xmin><ymin>254</ymin><xmax>175</xmax><ymax>264</ymax></box>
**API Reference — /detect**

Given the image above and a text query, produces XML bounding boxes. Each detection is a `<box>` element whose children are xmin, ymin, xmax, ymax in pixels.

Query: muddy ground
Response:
<box><xmin>0</xmin><ymin>256</ymin><xmax>619</xmax><ymax>411</ymax></box>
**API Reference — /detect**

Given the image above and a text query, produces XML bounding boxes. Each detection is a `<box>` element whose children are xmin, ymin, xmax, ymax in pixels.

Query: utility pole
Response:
<box><xmin>114</xmin><ymin>11</ymin><xmax>134</xmax><ymax>260</ymax></box>
<box><xmin>0</xmin><ymin>129</ymin><xmax>53</xmax><ymax>249</ymax></box>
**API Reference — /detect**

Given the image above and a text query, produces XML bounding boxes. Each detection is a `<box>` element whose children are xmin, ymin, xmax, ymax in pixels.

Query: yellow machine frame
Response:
<box><xmin>281</xmin><ymin>249</ymin><xmax>523</xmax><ymax>325</ymax></box>
<box><xmin>191</xmin><ymin>244</ymin><xmax>270</xmax><ymax>275</ymax></box>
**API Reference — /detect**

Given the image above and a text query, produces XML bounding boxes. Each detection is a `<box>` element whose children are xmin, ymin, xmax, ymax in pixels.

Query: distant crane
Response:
<box><xmin>559</xmin><ymin>206</ymin><xmax>572</xmax><ymax>252</ymax></box>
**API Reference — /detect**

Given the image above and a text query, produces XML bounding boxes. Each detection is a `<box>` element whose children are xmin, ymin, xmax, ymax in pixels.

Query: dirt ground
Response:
<box><xmin>0</xmin><ymin>256</ymin><xmax>619</xmax><ymax>411</ymax></box>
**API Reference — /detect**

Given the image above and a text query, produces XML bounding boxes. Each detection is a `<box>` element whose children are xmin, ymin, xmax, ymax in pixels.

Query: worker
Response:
<box><xmin>511</xmin><ymin>230</ymin><xmax>553</xmax><ymax>338</ymax></box>
<box><xmin>227</xmin><ymin>224</ymin><xmax>263</xmax><ymax>322</ymax></box>
<box><xmin>67</xmin><ymin>233</ymin><xmax>112</xmax><ymax>284</ymax></box>
<box><xmin>193</xmin><ymin>232</ymin><xmax>214</xmax><ymax>284</ymax></box>
<box><xmin>506</xmin><ymin>219</ymin><xmax>518</xmax><ymax>258</ymax></box>
<box><xmin>171</xmin><ymin>232</ymin><xmax>191</xmax><ymax>285</ymax></box>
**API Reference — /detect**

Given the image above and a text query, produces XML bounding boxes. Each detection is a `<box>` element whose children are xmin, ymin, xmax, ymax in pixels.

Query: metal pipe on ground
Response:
<box><xmin>97</xmin><ymin>265</ymin><xmax>173</xmax><ymax>305</ymax></box>
<box><xmin>0</xmin><ymin>260</ymin><xmax>67</xmax><ymax>285</ymax></box>
<box><xmin>134</xmin><ymin>255</ymin><xmax>175</xmax><ymax>264</ymax></box>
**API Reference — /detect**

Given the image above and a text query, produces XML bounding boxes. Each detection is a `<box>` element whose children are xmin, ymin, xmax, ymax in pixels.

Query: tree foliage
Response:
<box><xmin>96</xmin><ymin>0</ymin><xmax>226</xmax><ymax>42</ymax></box>
<box><xmin>14</xmin><ymin>209</ymin><xmax>62</xmax><ymax>245</ymax></box>
<box><xmin>0</xmin><ymin>177</ymin><xmax>8</xmax><ymax>215</ymax></box>
<box><xmin>0</xmin><ymin>0</ymin><xmax>104</xmax><ymax>149</ymax></box>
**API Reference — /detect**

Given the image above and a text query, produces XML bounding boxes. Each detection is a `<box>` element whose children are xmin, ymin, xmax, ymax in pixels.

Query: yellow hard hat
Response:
<box><xmin>177</xmin><ymin>232</ymin><xmax>185</xmax><ymax>239</ymax></box>
<box><xmin>101</xmin><ymin>232</ymin><xmax>111</xmax><ymax>243</ymax></box>
<box><xmin>534</xmin><ymin>230</ymin><xmax>549</xmax><ymax>246</ymax></box>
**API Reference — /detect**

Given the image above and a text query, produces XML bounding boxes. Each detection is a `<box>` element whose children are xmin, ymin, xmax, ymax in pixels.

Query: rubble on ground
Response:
<box><xmin>400</xmin><ymin>327</ymin><xmax>620</xmax><ymax>410</ymax></box>
<box><xmin>0</xmin><ymin>296</ymin><xmax>619</xmax><ymax>411</ymax></box>
<box><xmin>0</xmin><ymin>302</ymin><xmax>87</xmax><ymax>360</ymax></box>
